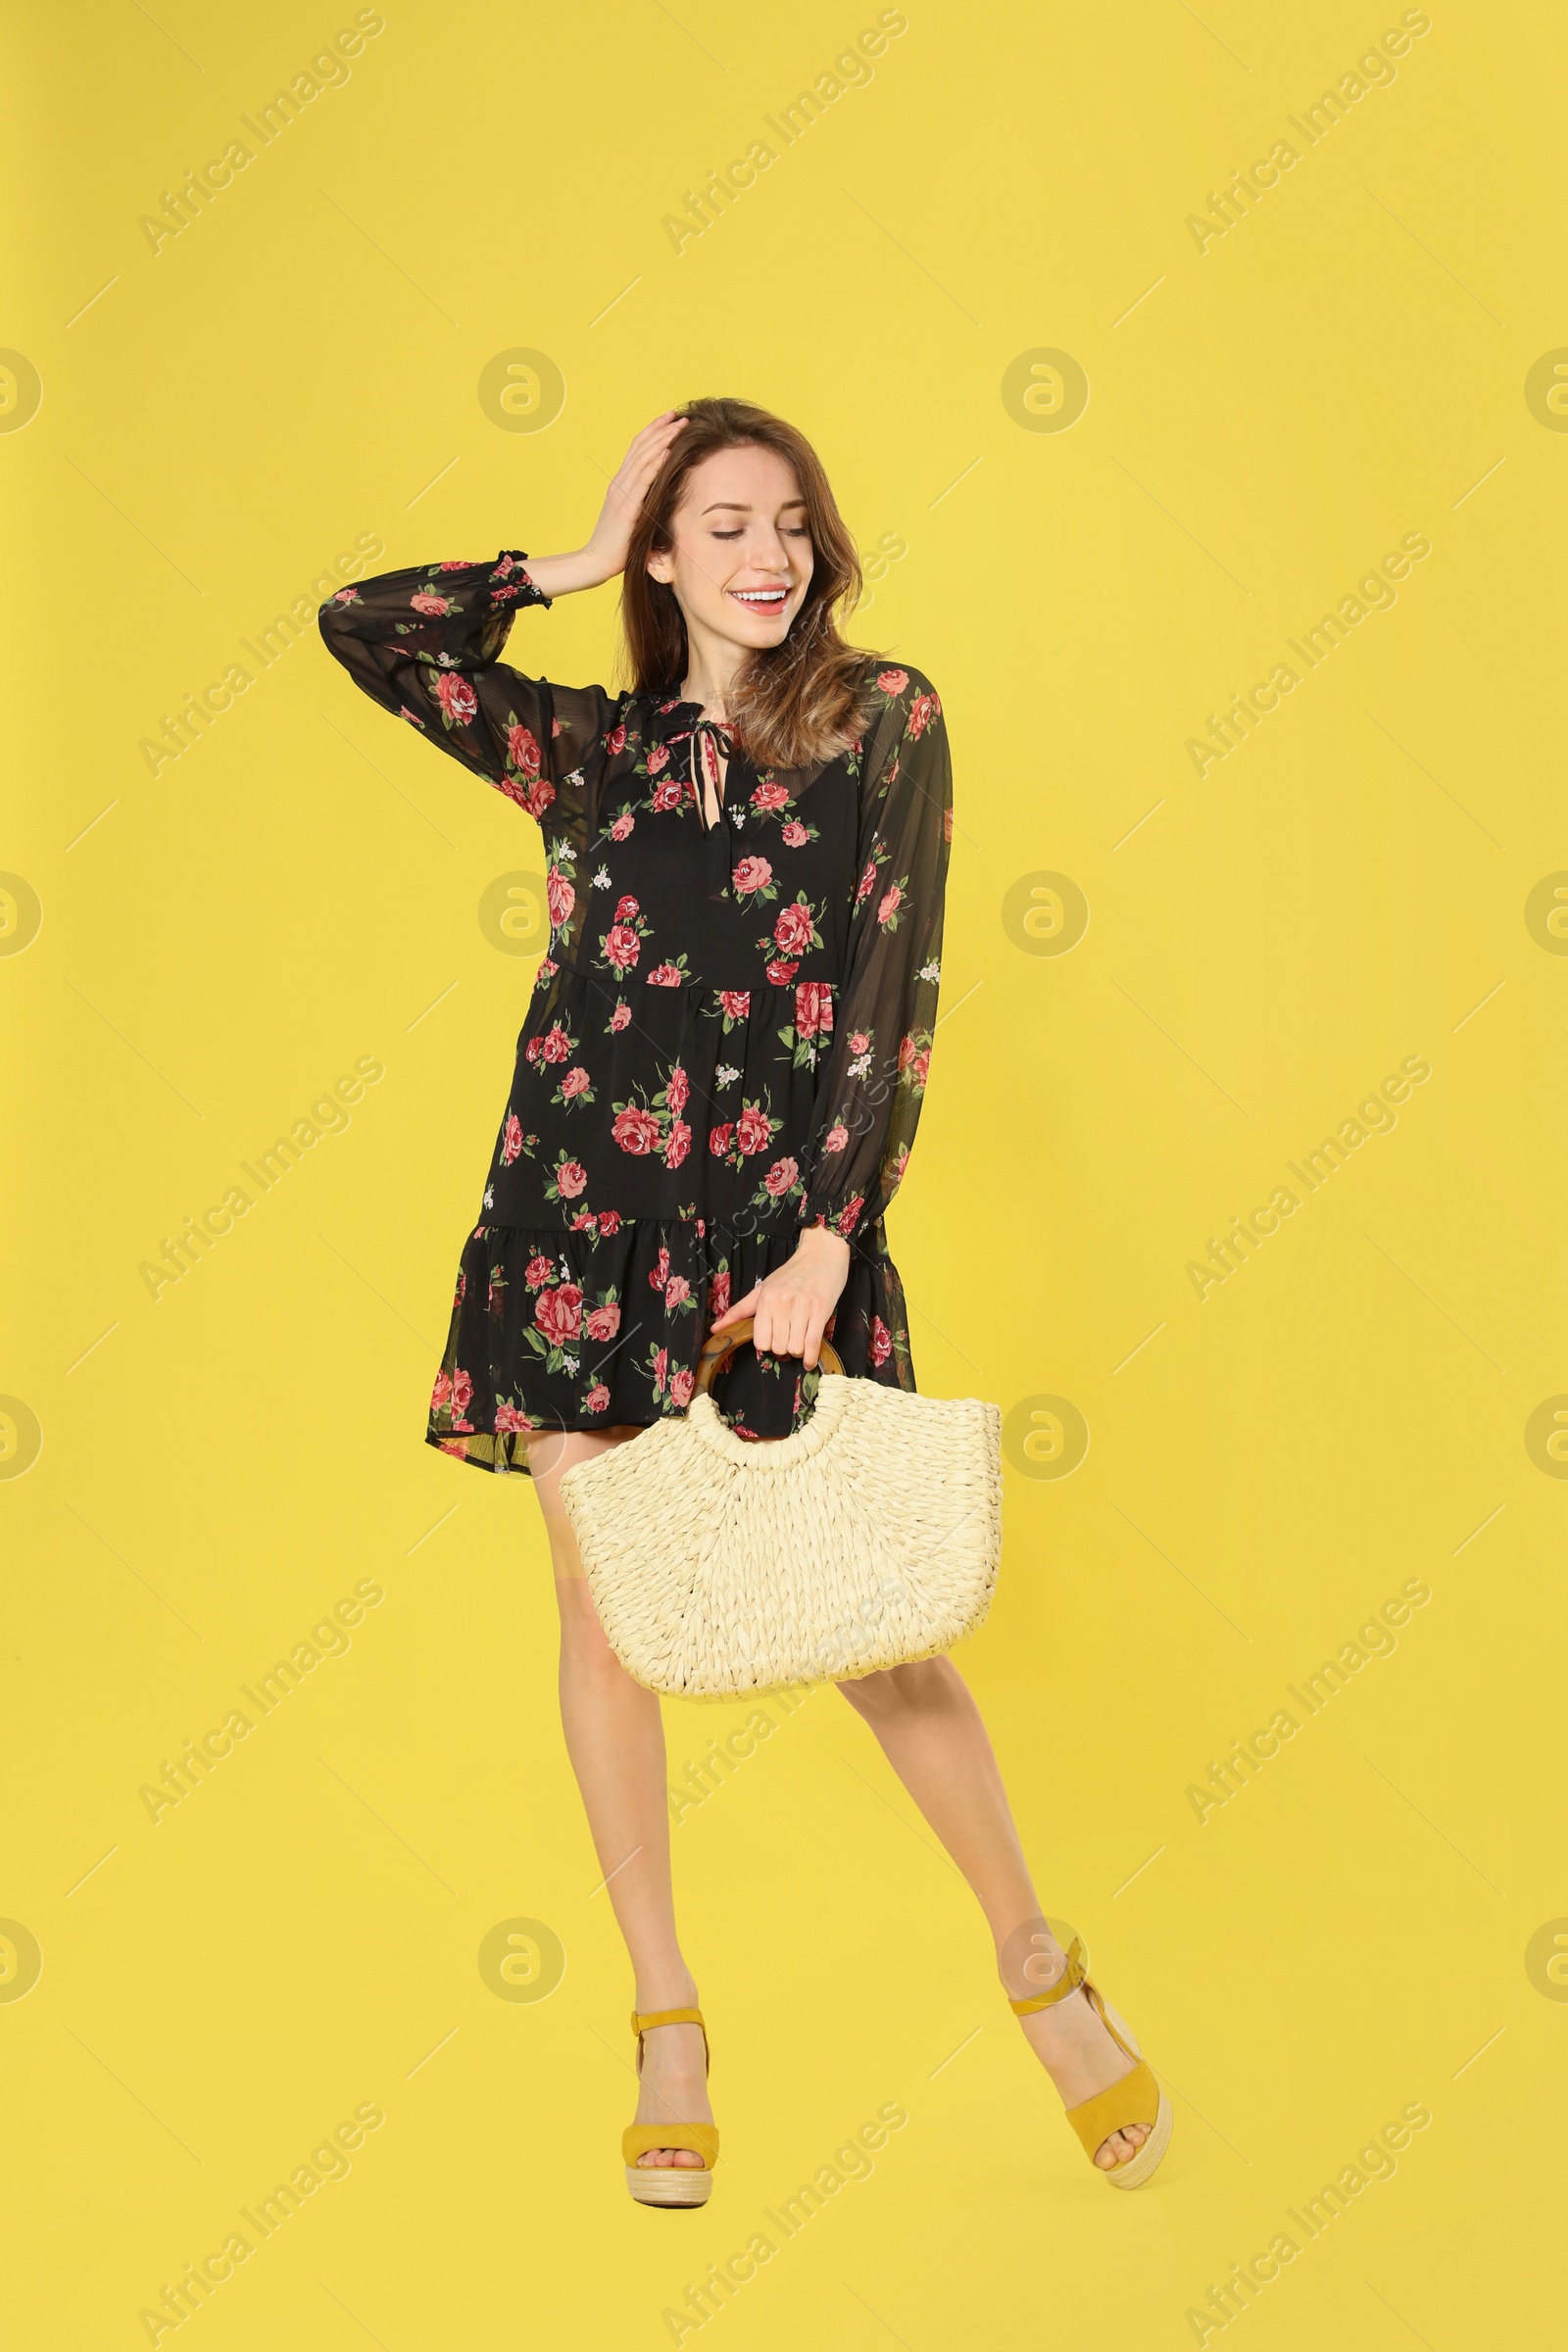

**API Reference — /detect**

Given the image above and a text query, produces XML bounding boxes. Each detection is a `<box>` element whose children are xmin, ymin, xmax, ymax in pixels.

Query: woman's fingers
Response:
<box><xmin>623</xmin><ymin>413</ymin><xmax>686</xmax><ymax>484</ymax></box>
<box><xmin>709</xmin><ymin>1284</ymin><xmax>760</xmax><ymax>1334</ymax></box>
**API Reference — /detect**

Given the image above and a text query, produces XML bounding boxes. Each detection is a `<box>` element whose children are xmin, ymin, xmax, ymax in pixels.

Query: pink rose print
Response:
<box><xmin>664</xmin><ymin>1118</ymin><xmax>691</xmax><ymax>1168</ymax></box>
<box><xmin>732</xmin><ymin>856</ymin><xmax>772</xmax><ymax>896</ymax></box>
<box><xmin>598</xmin><ymin>1210</ymin><xmax>622</xmax><ymax>1236</ymax></box>
<box><xmin>434</xmin><ymin>672</ymin><xmax>477</xmax><ymax>726</ymax></box>
<box><xmin>399</xmin><ymin>706</ymin><xmax>426</xmax><ymax>728</ymax></box>
<box><xmin>493</xmin><ymin>1401</ymin><xmax>533</xmax><ymax>1434</ymax></box>
<box><xmin>540</xmin><ymin>1024</ymin><xmax>571</xmax><ymax>1063</ymax></box>
<box><xmin>708</xmin><ymin>1123</ymin><xmax>734</xmax><ymax>1156</ymax></box>
<box><xmin>849</xmin><ymin>1031</ymin><xmax>869</xmax><ymax>1054</ymax></box>
<box><xmin>735</xmin><ymin>1105</ymin><xmax>772</xmax><ymax>1154</ymax></box>
<box><xmin>877</xmin><ymin>884</ymin><xmax>904</xmax><ymax>925</ymax></box>
<box><xmin>331</xmin><ymin>586</ymin><xmax>361</xmax><ymax>605</ymax></box>
<box><xmin>664</xmin><ymin>1275</ymin><xmax>691</xmax><ymax>1309</ymax></box>
<box><xmin>670</xmin><ymin>1367</ymin><xmax>695</xmax><ymax>1408</ymax></box>
<box><xmin>508</xmin><ymin>722</ymin><xmax>542</xmax><ymax>776</ymax></box>
<box><xmin>525</xmin><ymin>1254</ymin><xmax>554</xmax><ymax>1287</ymax></box>
<box><xmin>898</xmin><ymin>1035</ymin><xmax>930</xmax><ymax>1088</ymax></box>
<box><xmin>651</xmin><ymin>778</ymin><xmax>686</xmax><ymax>811</ymax></box>
<box><xmin>546</xmin><ymin>867</ymin><xmax>575</xmax><ymax>928</ymax></box>
<box><xmin>609</xmin><ymin>1002</ymin><xmax>632</xmax><ymax>1031</ymax></box>
<box><xmin>876</xmin><ymin>667</ymin><xmax>908</xmax><ymax>696</ymax></box>
<box><xmin>550</xmin><ymin>714</ymin><xmax>563</xmax><ymax>735</ymax></box>
<box><xmin>709</xmin><ymin>1269</ymin><xmax>731</xmax><ymax>1319</ymax></box>
<box><xmin>556</xmin><ymin>1160</ymin><xmax>588</xmax><ymax>1199</ymax></box>
<box><xmin>667</xmin><ymin>1064</ymin><xmax>690</xmax><ymax>1115</ymax></box>
<box><xmin>763</xmin><ymin>1156</ymin><xmax>799</xmax><ymax>1197</ymax></box>
<box><xmin>605</xmin><ymin>923</ymin><xmax>641</xmax><ymax>972</ymax></box>
<box><xmin>781</xmin><ymin>820</ymin><xmax>808</xmax><ymax>847</ymax></box>
<box><xmin>585</xmin><ymin>1384</ymin><xmax>611</xmax><ymax>1414</ymax></box>
<box><xmin>773</xmin><ymin>901</ymin><xmax>813</xmax><ymax>956</ymax></box>
<box><xmin>652</xmin><ymin>1348</ymin><xmax>668</xmax><ymax>1396</ymax></box>
<box><xmin>503</xmin><ymin>773</ymin><xmax>556</xmax><ymax>820</ymax></box>
<box><xmin>794</xmin><ymin>981</ymin><xmax>834</xmax><ymax>1040</ymax></box>
<box><xmin>561</xmin><ymin>1065</ymin><xmax>591</xmax><ymax>1099</ymax></box>
<box><xmin>500</xmin><ymin>1112</ymin><xmax>523</xmax><ymax>1164</ymax></box>
<box><xmin>585</xmin><ymin>1302</ymin><xmax>620</xmax><ymax>1340</ymax></box>
<box><xmin>765</xmin><ymin>957</ymin><xmax>800</xmax><ymax>988</ymax></box>
<box><xmin>906</xmin><ymin>690</ymin><xmax>940</xmax><ymax>739</ymax></box>
<box><xmin>855</xmin><ymin>860</ymin><xmax>877</xmax><ymax>906</ymax></box>
<box><xmin>751</xmin><ymin>781</ymin><xmax>789</xmax><ymax>812</ymax></box>
<box><xmin>869</xmin><ymin>1315</ymin><xmax>893</xmax><ymax>1369</ymax></box>
<box><xmin>647</xmin><ymin>962</ymin><xmax>683</xmax><ymax>986</ymax></box>
<box><xmin>535</xmin><ymin>1283</ymin><xmax>583</xmax><ymax>1344</ymax></box>
<box><xmin>650</xmin><ymin>1247</ymin><xmax>671</xmax><ymax>1291</ymax></box>
<box><xmin>570</xmin><ymin>1209</ymin><xmax>597</xmax><ymax>1231</ymax></box>
<box><xmin>612</xmin><ymin>1106</ymin><xmax>661</xmax><ymax>1154</ymax></box>
<box><xmin>410</xmin><ymin>592</ymin><xmax>452</xmax><ymax>616</ymax></box>
<box><xmin>606</xmin><ymin>723</ymin><xmax>627</xmax><ymax>756</ymax></box>
<box><xmin>611</xmin><ymin>812</ymin><xmax>634</xmax><ymax>840</ymax></box>
<box><xmin>719</xmin><ymin>990</ymin><xmax>751</xmax><ymax>1020</ymax></box>
<box><xmin>648</xmin><ymin>745</ymin><xmax>669</xmax><ymax>775</ymax></box>
<box><xmin>615</xmin><ymin>894</ymin><xmax>640</xmax><ymax>920</ymax></box>
<box><xmin>824</xmin><ymin>1121</ymin><xmax>849</xmax><ymax>1153</ymax></box>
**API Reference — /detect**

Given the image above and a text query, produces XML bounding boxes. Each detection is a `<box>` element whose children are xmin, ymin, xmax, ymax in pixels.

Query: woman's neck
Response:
<box><xmin>678</xmin><ymin>614</ymin><xmax>746</xmax><ymax>716</ymax></box>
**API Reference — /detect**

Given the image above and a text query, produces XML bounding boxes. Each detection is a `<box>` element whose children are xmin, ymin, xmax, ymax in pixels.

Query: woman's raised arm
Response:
<box><xmin>317</xmin><ymin>411</ymin><xmax>690</xmax><ymax>809</ymax></box>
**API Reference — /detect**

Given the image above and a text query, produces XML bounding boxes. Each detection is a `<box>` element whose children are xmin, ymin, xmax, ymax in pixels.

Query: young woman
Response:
<box><xmin>318</xmin><ymin>398</ymin><xmax>1169</xmax><ymax>2204</ymax></box>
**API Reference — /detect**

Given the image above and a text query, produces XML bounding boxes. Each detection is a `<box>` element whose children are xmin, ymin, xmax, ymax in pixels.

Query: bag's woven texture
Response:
<box><xmin>559</xmin><ymin>1376</ymin><xmax>1003</xmax><ymax>1697</ymax></box>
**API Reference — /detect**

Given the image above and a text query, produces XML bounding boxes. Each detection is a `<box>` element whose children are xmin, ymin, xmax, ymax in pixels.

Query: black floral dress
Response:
<box><xmin>318</xmin><ymin>553</ymin><xmax>952</xmax><ymax>1475</ymax></box>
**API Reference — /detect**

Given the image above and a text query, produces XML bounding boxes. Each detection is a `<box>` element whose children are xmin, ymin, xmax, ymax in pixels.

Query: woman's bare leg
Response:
<box><xmin>836</xmin><ymin>1657</ymin><xmax>1149</xmax><ymax>2168</ymax></box>
<box><xmin>526</xmin><ymin>1428</ymin><xmax>710</xmax><ymax>2168</ymax></box>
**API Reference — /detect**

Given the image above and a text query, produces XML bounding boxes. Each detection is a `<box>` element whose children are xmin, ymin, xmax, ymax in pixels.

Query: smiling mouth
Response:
<box><xmin>728</xmin><ymin>586</ymin><xmax>790</xmax><ymax>614</ymax></box>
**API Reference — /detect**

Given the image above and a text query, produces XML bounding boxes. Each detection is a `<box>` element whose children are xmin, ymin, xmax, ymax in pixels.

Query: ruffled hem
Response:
<box><xmin>425</xmin><ymin>1213</ymin><xmax>915</xmax><ymax>1477</ymax></box>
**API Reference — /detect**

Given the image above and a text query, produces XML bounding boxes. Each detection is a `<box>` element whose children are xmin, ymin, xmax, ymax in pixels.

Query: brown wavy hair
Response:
<box><xmin>618</xmin><ymin>396</ymin><xmax>882</xmax><ymax>770</ymax></box>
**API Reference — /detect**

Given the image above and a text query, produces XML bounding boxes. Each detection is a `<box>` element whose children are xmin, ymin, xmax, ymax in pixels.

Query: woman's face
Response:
<box><xmin>646</xmin><ymin>442</ymin><xmax>814</xmax><ymax>659</ymax></box>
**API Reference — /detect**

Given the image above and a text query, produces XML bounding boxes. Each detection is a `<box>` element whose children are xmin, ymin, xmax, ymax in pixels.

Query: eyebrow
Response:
<box><xmin>700</xmin><ymin>498</ymin><xmax>809</xmax><ymax>514</ymax></box>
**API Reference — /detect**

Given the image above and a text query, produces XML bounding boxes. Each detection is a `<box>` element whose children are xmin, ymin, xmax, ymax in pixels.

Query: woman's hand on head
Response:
<box><xmin>520</xmin><ymin>413</ymin><xmax>687</xmax><ymax>601</ymax></box>
<box><xmin>710</xmin><ymin>1226</ymin><xmax>852</xmax><ymax>1370</ymax></box>
<box><xmin>582</xmin><ymin>412</ymin><xmax>689</xmax><ymax>586</ymax></box>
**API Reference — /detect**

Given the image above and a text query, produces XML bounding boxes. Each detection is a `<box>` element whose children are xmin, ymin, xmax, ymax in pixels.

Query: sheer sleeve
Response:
<box><xmin>317</xmin><ymin>550</ymin><xmax>616</xmax><ymax>817</ymax></box>
<box><xmin>799</xmin><ymin>666</ymin><xmax>953</xmax><ymax>1238</ymax></box>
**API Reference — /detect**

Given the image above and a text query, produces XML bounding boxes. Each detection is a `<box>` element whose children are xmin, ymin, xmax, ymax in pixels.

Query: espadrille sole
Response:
<box><xmin>626</xmin><ymin>2164</ymin><xmax>712</xmax><ymax>2206</ymax></box>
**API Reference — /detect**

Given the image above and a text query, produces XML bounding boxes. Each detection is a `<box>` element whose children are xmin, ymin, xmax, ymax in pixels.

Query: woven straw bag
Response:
<box><xmin>559</xmin><ymin>1320</ymin><xmax>1003</xmax><ymax>1698</ymax></box>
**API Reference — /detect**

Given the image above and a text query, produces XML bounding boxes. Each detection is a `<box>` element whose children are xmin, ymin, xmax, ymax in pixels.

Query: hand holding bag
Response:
<box><xmin>559</xmin><ymin>1320</ymin><xmax>1003</xmax><ymax>1698</ymax></box>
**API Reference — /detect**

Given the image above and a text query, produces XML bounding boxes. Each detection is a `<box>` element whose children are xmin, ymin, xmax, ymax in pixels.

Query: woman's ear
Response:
<box><xmin>645</xmin><ymin>548</ymin><xmax>675</xmax><ymax>585</ymax></box>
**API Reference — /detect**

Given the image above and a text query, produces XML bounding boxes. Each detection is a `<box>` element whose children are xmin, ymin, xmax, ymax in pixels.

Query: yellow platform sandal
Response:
<box><xmin>1009</xmin><ymin>1937</ymin><xmax>1173</xmax><ymax>2189</ymax></box>
<box><xmin>622</xmin><ymin>2007</ymin><xmax>719</xmax><ymax>2208</ymax></box>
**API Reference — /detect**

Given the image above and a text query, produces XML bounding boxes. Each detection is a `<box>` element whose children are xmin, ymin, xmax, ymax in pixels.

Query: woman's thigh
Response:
<box><xmin>522</xmin><ymin>1424</ymin><xmax>645</xmax><ymax>1581</ymax></box>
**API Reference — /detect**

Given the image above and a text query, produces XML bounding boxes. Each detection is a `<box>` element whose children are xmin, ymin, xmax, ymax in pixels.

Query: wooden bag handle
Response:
<box><xmin>694</xmin><ymin>1317</ymin><xmax>845</xmax><ymax>1397</ymax></box>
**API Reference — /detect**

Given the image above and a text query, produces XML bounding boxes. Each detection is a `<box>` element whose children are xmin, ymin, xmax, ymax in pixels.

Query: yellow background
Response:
<box><xmin>4</xmin><ymin>1</ymin><xmax>1562</xmax><ymax>2343</ymax></box>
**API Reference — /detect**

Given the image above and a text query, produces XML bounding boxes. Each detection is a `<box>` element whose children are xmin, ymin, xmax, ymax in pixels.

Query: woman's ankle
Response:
<box><xmin>633</xmin><ymin>1967</ymin><xmax>700</xmax><ymax>2014</ymax></box>
<box><xmin>996</xmin><ymin>1916</ymin><xmax>1071</xmax><ymax>2007</ymax></box>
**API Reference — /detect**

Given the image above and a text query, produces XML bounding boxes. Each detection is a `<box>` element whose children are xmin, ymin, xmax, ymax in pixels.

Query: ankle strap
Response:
<box><xmin>1007</xmin><ymin>1936</ymin><xmax>1087</xmax><ymax>2016</ymax></box>
<box><xmin>631</xmin><ymin>2005</ymin><xmax>710</xmax><ymax>2080</ymax></box>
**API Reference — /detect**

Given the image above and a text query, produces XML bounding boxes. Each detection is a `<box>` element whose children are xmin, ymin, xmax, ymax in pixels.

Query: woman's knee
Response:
<box><xmin>836</xmin><ymin>1657</ymin><xmax>955</xmax><ymax>1719</ymax></box>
